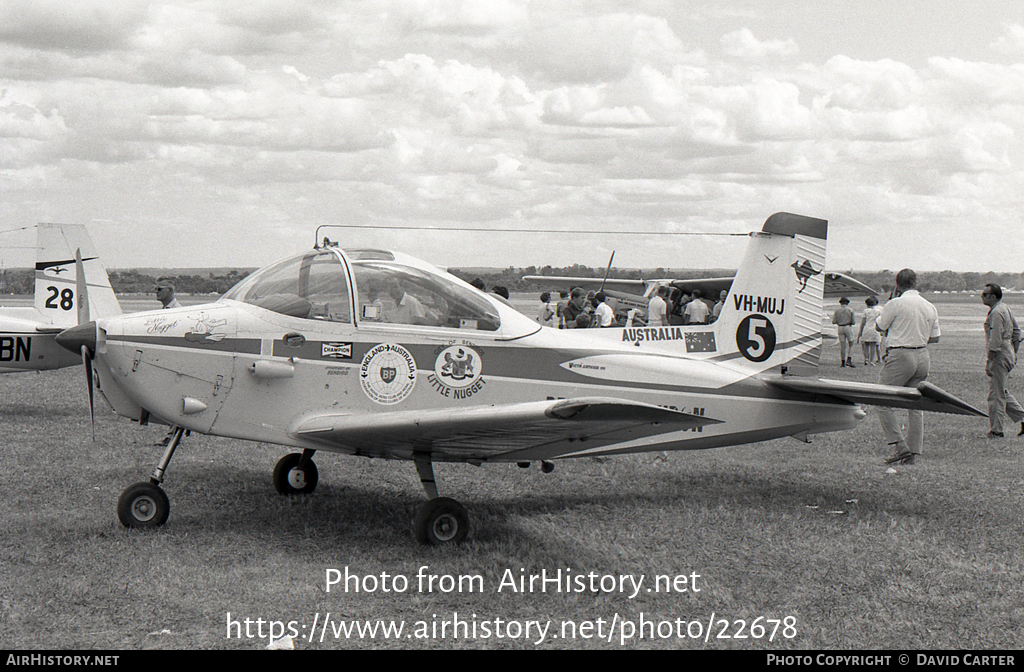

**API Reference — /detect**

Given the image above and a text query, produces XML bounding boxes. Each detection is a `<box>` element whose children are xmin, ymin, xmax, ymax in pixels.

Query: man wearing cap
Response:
<box><xmin>874</xmin><ymin>269</ymin><xmax>940</xmax><ymax>465</ymax></box>
<box><xmin>155</xmin><ymin>281</ymin><xmax>181</xmax><ymax>309</ymax></box>
<box><xmin>831</xmin><ymin>296</ymin><xmax>856</xmax><ymax>367</ymax></box>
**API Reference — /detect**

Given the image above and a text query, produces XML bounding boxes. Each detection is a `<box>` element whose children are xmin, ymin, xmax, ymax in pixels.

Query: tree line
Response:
<box><xmin>0</xmin><ymin>268</ymin><xmax>253</xmax><ymax>295</ymax></box>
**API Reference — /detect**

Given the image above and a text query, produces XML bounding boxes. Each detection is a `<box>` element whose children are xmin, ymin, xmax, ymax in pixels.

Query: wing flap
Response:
<box><xmin>765</xmin><ymin>376</ymin><xmax>986</xmax><ymax>416</ymax></box>
<box><xmin>290</xmin><ymin>397</ymin><xmax>722</xmax><ymax>461</ymax></box>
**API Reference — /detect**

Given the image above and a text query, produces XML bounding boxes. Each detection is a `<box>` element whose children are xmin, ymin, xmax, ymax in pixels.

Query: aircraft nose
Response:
<box><xmin>56</xmin><ymin>321</ymin><xmax>97</xmax><ymax>354</ymax></box>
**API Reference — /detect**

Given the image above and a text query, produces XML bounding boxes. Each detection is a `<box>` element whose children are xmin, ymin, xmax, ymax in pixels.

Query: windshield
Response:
<box><xmin>222</xmin><ymin>250</ymin><xmax>500</xmax><ymax>331</ymax></box>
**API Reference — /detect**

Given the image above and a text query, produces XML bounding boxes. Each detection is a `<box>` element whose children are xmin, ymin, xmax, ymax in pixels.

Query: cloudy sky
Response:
<box><xmin>2</xmin><ymin>0</ymin><xmax>1024</xmax><ymax>273</ymax></box>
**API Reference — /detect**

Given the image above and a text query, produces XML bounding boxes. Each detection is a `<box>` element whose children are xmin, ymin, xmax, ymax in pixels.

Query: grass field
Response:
<box><xmin>1</xmin><ymin>295</ymin><xmax>1022</xmax><ymax>650</ymax></box>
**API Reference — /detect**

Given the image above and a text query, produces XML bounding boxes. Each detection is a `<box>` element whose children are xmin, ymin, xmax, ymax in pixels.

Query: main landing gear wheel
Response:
<box><xmin>272</xmin><ymin>453</ymin><xmax>319</xmax><ymax>495</ymax></box>
<box><xmin>414</xmin><ymin>497</ymin><xmax>469</xmax><ymax>546</ymax></box>
<box><xmin>117</xmin><ymin>482</ymin><xmax>170</xmax><ymax>528</ymax></box>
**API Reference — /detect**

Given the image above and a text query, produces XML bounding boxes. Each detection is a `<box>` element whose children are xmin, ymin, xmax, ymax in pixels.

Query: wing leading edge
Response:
<box><xmin>765</xmin><ymin>376</ymin><xmax>986</xmax><ymax>416</ymax></box>
<box><xmin>290</xmin><ymin>397</ymin><xmax>722</xmax><ymax>462</ymax></box>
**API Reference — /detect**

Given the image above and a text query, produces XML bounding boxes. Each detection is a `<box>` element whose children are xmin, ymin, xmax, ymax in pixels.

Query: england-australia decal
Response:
<box><xmin>360</xmin><ymin>343</ymin><xmax>417</xmax><ymax>405</ymax></box>
<box><xmin>427</xmin><ymin>345</ymin><xmax>486</xmax><ymax>400</ymax></box>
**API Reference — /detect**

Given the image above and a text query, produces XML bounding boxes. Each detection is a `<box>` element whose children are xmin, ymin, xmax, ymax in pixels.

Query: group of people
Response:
<box><xmin>833</xmin><ymin>269</ymin><xmax>1022</xmax><ymax>466</ymax></box>
<box><xmin>536</xmin><ymin>288</ymin><xmax>616</xmax><ymax>329</ymax></box>
<box><xmin>536</xmin><ymin>285</ymin><xmax>727</xmax><ymax>329</ymax></box>
<box><xmin>647</xmin><ymin>286</ymin><xmax>727</xmax><ymax>327</ymax></box>
<box><xmin>831</xmin><ymin>295</ymin><xmax>882</xmax><ymax>367</ymax></box>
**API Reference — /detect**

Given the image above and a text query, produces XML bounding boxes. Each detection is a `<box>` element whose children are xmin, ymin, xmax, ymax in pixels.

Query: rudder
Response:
<box><xmin>710</xmin><ymin>213</ymin><xmax>827</xmax><ymax>374</ymax></box>
<box><xmin>34</xmin><ymin>223</ymin><xmax>121</xmax><ymax>327</ymax></box>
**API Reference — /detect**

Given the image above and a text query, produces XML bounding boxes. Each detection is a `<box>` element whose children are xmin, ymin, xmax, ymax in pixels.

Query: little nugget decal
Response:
<box><xmin>360</xmin><ymin>343</ymin><xmax>417</xmax><ymax>405</ymax></box>
<box><xmin>427</xmin><ymin>345</ymin><xmax>487</xmax><ymax>400</ymax></box>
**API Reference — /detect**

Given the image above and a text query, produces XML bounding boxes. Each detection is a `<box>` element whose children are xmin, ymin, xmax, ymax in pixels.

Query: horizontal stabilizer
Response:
<box><xmin>290</xmin><ymin>397</ymin><xmax>721</xmax><ymax>462</ymax></box>
<box><xmin>823</xmin><ymin>272</ymin><xmax>877</xmax><ymax>298</ymax></box>
<box><xmin>765</xmin><ymin>376</ymin><xmax>986</xmax><ymax>417</ymax></box>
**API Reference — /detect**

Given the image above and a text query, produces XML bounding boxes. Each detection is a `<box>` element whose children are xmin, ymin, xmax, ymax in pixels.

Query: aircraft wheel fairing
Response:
<box><xmin>272</xmin><ymin>453</ymin><xmax>319</xmax><ymax>495</ymax></box>
<box><xmin>117</xmin><ymin>482</ymin><xmax>170</xmax><ymax>528</ymax></box>
<box><xmin>414</xmin><ymin>497</ymin><xmax>469</xmax><ymax>545</ymax></box>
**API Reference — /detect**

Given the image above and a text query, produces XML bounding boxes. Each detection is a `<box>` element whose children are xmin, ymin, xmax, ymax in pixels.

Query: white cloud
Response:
<box><xmin>990</xmin><ymin>23</ymin><xmax>1024</xmax><ymax>56</ymax></box>
<box><xmin>721</xmin><ymin>28</ymin><xmax>798</xmax><ymax>60</ymax></box>
<box><xmin>0</xmin><ymin>0</ymin><xmax>148</xmax><ymax>52</ymax></box>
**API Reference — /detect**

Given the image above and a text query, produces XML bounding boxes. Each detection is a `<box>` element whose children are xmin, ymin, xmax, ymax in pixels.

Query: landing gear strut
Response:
<box><xmin>412</xmin><ymin>455</ymin><xmax>469</xmax><ymax>545</ymax></box>
<box><xmin>117</xmin><ymin>426</ymin><xmax>184</xmax><ymax>528</ymax></box>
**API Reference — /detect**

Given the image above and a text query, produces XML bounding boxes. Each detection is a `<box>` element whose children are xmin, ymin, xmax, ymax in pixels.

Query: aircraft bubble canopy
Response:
<box><xmin>220</xmin><ymin>248</ymin><xmax>539</xmax><ymax>336</ymax></box>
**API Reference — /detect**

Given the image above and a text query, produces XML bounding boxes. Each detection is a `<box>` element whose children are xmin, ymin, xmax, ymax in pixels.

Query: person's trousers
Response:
<box><xmin>987</xmin><ymin>351</ymin><xmax>1024</xmax><ymax>435</ymax></box>
<box><xmin>876</xmin><ymin>348</ymin><xmax>930</xmax><ymax>454</ymax></box>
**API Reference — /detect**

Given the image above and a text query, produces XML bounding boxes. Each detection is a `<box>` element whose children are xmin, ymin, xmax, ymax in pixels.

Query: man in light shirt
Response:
<box><xmin>683</xmin><ymin>289</ymin><xmax>710</xmax><ymax>325</ymax></box>
<box><xmin>593</xmin><ymin>291</ymin><xmax>615</xmax><ymax>327</ymax></box>
<box><xmin>711</xmin><ymin>289</ymin><xmax>727</xmax><ymax>323</ymax></box>
<box><xmin>387</xmin><ymin>280</ymin><xmax>427</xmax><ymax>325</ymax></box>
<box><xmin>981</xmin><ymin>283</ymin><xmax>1024</xmax><ymax>438</ymax></box>
<box><xmin>874</xmin><ymin>269</ymin><xmax>940</xmax><ymax>465</ymax></box>
<box><xmin>647</xmin><ymin>285</ymin><xmax>668</xmax><ymax>327</ymax></box>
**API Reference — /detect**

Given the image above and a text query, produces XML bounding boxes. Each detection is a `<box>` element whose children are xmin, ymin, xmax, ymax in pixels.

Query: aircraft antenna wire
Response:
<box><xmin>314</xmin><ymin>224</ymin><xmax>748</xmax><ymax>247</ymax></box>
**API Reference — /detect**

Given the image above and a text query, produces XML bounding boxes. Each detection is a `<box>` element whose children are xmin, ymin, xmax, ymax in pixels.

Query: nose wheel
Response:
<box><xmin>117</xmin><ymin>481</ymin><xmax>170</xmax><ymax>528</ymax></box>
<box><xmin>117</xmin><ymin>426</ymin><xmax>184</xmax><ymax>529</ymax></box>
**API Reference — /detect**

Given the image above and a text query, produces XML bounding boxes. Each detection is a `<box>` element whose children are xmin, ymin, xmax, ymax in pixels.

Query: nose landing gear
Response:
<box><xmin>117</xmin><ymin>426</ymin><xmax>184</xmax><ymax>528</ymax></box>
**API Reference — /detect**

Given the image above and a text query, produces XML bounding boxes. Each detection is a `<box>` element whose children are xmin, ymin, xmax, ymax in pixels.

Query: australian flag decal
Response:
<box><xmin>685</xmin><ymin>331</ymin><xmax>717</xmax><ymax>353</ymax></box>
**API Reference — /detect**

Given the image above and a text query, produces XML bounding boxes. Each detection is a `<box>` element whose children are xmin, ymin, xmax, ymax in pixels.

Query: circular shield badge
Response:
<box><xmin>433</xmin><ymin>346</ymin><xmax>482</xmax><ymax>389</ymax></box>
<box><xmin>360</xmin><ymin>343</ymin><xmax>417</xmax><ymax>404</ymax></box>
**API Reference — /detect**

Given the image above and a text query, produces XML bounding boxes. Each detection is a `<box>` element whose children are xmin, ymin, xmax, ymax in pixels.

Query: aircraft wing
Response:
<box><xmin>526</xmin><ymin>273</ymin><xmax>877</xmax><ymax>300</ymax></box>
<box><xmin>290</xmin><ymin>397</ymin><xmax>722</xmax><ymax>462</ymax></box>
<box><xmin>764</xmin><ymin>377</ymin><xmax>986</xmax><ymax>416</ymax></box>
<box><xmin>522</xmin><ymin>275</ymin><xmax>648</xmax><ymax>294</ymax></box>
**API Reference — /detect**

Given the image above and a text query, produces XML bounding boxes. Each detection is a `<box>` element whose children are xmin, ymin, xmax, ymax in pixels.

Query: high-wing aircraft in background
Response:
<box><xmin>56</xmin><ymin>213</ymin><xmax>983</xmax><ymax>545</ymax></box>
<box><xmin>1</xmin><ymin>223</ymin><xmax>120</xmax><ymax>373</ymax></box>
<box><xmin>524</xmin><ymin>266</ymin><xmax>878</xmax><ymax>325</ymax></box>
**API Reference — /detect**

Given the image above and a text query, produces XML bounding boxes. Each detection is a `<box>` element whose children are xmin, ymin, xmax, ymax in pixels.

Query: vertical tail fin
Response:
<box><xmin>35</xmin><ymin>223</ymin><xmax>121</xmax><ymax>327</ymax></box>
<box><xmin>710</xmin><ymin>213</ymin><xmax>826</xmax><ymax>374</ymax></box>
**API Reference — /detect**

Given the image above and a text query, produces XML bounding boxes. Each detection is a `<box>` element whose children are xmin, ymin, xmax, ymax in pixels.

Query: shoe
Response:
<box><xmin>840</xmin><ymin>362</ymin><xmax>846</xmax><ymax>367</ymax></box>
<box><xmin>884</xmin><ymin>452</ymin><xmax>913</xmax><ymax>464</ymax></box>
<box><xmin>846</xmin><ymin>359</ymin><xmax>855</xmax><ymax>368</ymax></box>
<box><xmin>986</xmin><ymin>431</ymin><xmax>1005</xmax><ymax>439</ymax></box>
<box><xmin>1018</xmin><ymin>422</ymin><xmax>1024</xmax><ymax>437</ymax></box>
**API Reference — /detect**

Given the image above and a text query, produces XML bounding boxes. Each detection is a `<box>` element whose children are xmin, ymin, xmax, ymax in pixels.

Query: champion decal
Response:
<box><xmin>321</xmin><ymin>342</ymin><xmax>353</xmax><ymax>360</ymax></box>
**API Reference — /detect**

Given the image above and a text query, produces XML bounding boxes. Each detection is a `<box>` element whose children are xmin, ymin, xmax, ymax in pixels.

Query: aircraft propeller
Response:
<box><xmin>72</xmin><ymin>249</ymin><xmax>95</xmax><ymax>439</ymax></box>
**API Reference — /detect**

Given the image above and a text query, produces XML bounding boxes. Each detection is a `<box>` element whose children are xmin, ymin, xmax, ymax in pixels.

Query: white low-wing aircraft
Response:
<box><xmin>56</xmin><ymin>213</ymin><xmax>982</xmax><ymax>544</ymax></box>
<box><xmin>1</xmin><ymin>223</ymin><xmax>120</xmax><ymax>373</ymax></box>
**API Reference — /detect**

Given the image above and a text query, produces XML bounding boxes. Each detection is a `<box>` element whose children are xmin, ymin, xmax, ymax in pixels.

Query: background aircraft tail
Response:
<box><xmin>34</xmin><ymin>223</ymin><xmax>121</xmax><ymax>327</ymax></box>
<box><xmin>708</xmin><ymin>212</ymin><xmax>826</xmax><ymax>375</ymax></box>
